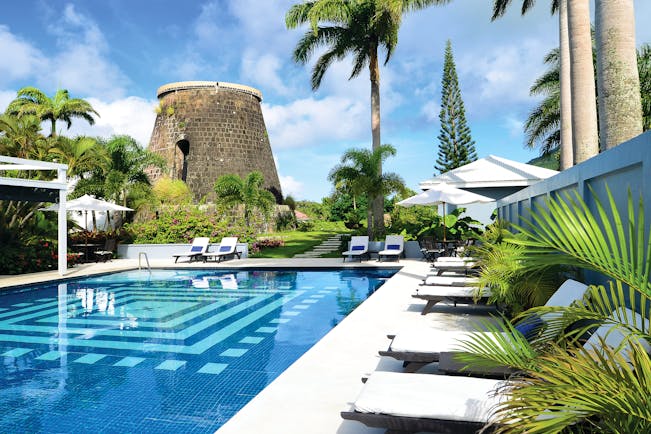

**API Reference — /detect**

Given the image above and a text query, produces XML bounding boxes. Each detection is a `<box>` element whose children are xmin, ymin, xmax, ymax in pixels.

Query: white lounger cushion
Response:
<box><xmin>431</xmin><ymin>260</ymin><xmax>476</xmax><ymax>268</ymax></box>
<box><xmin>391</xmin><ymin>280</ymin><xmax>589</xmax><ymax>355</ymax></box>
<box><xmin>352</xmin><ymin>372</ymin><xmax>504</xmax><ymax>423</ymax></box>
<box><xmin>389</xmin><ymin>328</ymin><xmax>483</xmax><ymax>353</ymax></box>
<box><xmin>414</xmin><ymin>285</ymin><xmax>488</xmax><ymax>298</ymax></box>
<box><xmin>436</xmin><ymin>256</ymin><xmax>475</xmax><ymax>262</ymax></box>
<box><xmin>422</xmin><ymin>276</ymin><xmax>478</xmax><ymax>286</ymax></box>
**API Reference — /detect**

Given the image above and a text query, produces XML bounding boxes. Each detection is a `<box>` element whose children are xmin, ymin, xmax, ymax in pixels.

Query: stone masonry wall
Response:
<box><xmin>147</xmin><ymin>81</ymin><xmax>282</xmax><ymax>202</ymax></box>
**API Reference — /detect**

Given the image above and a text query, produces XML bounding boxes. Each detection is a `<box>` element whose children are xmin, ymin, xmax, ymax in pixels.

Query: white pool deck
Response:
<box><xmin>0</xmin><ymin>257</ymin><xmax>495</xmax><ymax>434</ymax></box>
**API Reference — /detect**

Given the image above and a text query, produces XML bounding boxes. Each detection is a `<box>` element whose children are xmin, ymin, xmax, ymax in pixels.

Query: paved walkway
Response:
<box><xmin>0</xmin><ymin>258</ymin><xmax>494</xmax><ymax>434</ymax></box>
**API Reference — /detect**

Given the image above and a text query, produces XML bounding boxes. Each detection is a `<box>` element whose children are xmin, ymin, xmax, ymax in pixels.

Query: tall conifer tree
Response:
<box><xmin>435</xmin><ymin>40</ymin><xmax>477</xmax><ymax>174</ymax></box>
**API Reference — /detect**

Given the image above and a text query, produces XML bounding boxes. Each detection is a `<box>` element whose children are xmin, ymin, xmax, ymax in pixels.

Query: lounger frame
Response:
<box><xmin>341</xmin><ymin>410</ymin><xmax>491</xmax><ymax>434</ymax></box>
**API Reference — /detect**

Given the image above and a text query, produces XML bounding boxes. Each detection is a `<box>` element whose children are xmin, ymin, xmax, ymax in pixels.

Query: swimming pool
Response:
<box><xmin>0</xmin><ymin>268</ymin><xmax>396</xmax><ymax>433</ymax></box>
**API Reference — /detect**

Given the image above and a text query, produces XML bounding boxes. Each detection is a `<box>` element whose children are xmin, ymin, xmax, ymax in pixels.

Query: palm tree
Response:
<box><xmin>213</xmin><ymin>171</ymin><xmax>276</xmax><ymax>226</ymax></box>
<box><xmin>492</xmin><ymin>0</ymin><xmax>601</xmax><ymax>166</ymax></box>
<box><xmin>525</xmin><ymin>44</ymin><xmax>650</xmax><ymax>159</ymax></box>
<box><xmin>641</xmin><ymin>44</ymin><xmax>651</xmax><ymax>131</ymax></box>
<box><xmin>0</xmin><ymin>114</ymin><xmax>46</xmax><ymax>161</ymax></box>
<box><xmin>74</xmin><ymin>135</ymin><xmax>164</xmax><ymax>209</ymax></box>
<box><xmin>523</xmin><ymin>48</ymin><xmax>561</xmax><ymax>155</ymax></box>
<box><xmin>492</xmin><ymin>0</ymin><xmax>574</xmax><ymax>169</ymax></box>
<box><xmin>48</xmin><ymin>136</ymin><xmax>110</xmax><ymax>179</ymax></box>
<box><xmin>5</xmin><ymin>87</ymin><xmax>98</xmax><ymax>137</ymax></box>
<box><xmin>595</xmin><ymin>0</ymin><xmax>643</xmax><ymax>150</ymax></box>
<box><xmin>328</xmin><ymin>144</ymin><xmax>405</xmax><ymax>238</ymax></box>
<box><xmin>286</xmin><ymin>0</ymin><xmax>448</xmax><ymax>238</ymax></box>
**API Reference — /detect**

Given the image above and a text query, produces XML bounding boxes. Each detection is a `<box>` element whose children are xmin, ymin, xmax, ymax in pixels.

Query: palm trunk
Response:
<box><xmin>595</xmin><ymin>0</ymin><xmax>643</xmax><ymax>150</ymax></box>
<box><xmin>567</xmin><ymin>0</ymin><xmax>599</xmax><ymax>164</ymax></box>
<box><xmin>366</xmin><ymin>198</ymin><xmax>373</xmax><ymax>239</ymax></box>
<box><xmin>559</xmin><ymin>0</ymin><xmax>573</xmax><ymax>170</ymax></box>
<box><xmin>369</xmin><ymin>41</ymin><xmax>384</xmax><ymax>240</ymax></box>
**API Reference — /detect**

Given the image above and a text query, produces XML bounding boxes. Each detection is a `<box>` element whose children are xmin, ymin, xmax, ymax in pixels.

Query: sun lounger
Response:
<box><xmin>412</xmin><ymin>285</ymin><xmax>491</xmax><ymax>315</ymax></box>
<box><xmin>421</xmin><ymin>275</ymin><xmax>479</xmax><ymax>286</ymax></box>
<box><xmin>345</xmin><ymin>309</ymin><xmax>644</xmax><ymax>432</ymax></box>
<box><xmin>342</xmin><ymin>236</ymin><xmax>369</xmax><ymax>262</ymax></box>
<box><xmin>172</xmin><ymin>237</ymin><xmax>210</xmax><ymax>263</ymax></box>
<box><xmin>202</xmin><ymin>237</ymin><xmax>240</xmax><ymax>262</ymax></box>
<box><xmin>341</xmin><ymin>372</ymin><xmax>504</xmax><ymax>433</ymax></box>
<box><xmin>383</xmin><ymin>279</ymin><xmax>589</xmax><ymax>371</ymax></box>
<box><xmin>429</xmin><ymin>260</ymin><xmax>479</xmax><ymax>276</ymax></box>
<box><xmin>377</xmin><ymin>235</ymin><xmax>404</xmax><ymax>262</ymax></box>
<box><xmin>438</xmin><ymin>307</ymin><xmax>651</xmax><ymax>377</ymax></box>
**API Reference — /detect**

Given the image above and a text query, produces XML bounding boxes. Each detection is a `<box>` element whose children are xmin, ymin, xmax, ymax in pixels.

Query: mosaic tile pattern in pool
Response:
<box><xmin>0</xmin><ymin>268</ymin><xmax>396</xmax><ymax>433</ymax></box>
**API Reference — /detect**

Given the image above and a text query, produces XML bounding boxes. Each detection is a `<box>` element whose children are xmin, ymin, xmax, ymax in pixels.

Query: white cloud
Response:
<box><xmin>263</xmin><ymin>96</ymin><xmax>367</xmax><ymax>149</ymax></box>
<box><xmin>42</xmin><ymin>4</ymin><xmax>128</xmax><ymax>99</ymax></box>
<box><xmin>240</xmin><ymin>51</ymin><xmax>292</xmax><ymax>96</ymax></box>
<box><xmin>421</xmin><ymin>101</ymin><xmax>440</xmax><ymax>122</ymax></box>
<box><xmin>458</xmin><ymin>39</ymin><xmax>550</xmax><ymax>109</ymax></box>
<box><xmin>0</xmin><ymin>90</ymin><xmax>16</xmax><ymax>112</ymax></box>
<box><xmin>503</xmin><ymin>115</ymin><xmax>525</xmax><ymax>138</ymax></box>
<box><xmin>279</xmin><ymin>175</ymin><xmax>304</xmax><ymax>198</ymax></box>
<box><xmin>66</xmin><ymin>96</ymin><xmax>157</xmax><ymax>146</ymax></box>
<box><xmin>0</xmin><ymin>26</ymin><xmax>47</xmax><ymax>85</ymax></box>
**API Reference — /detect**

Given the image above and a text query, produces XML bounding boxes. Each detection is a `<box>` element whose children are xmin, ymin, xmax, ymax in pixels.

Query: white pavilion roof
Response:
<box><xmin>419</xmin><ymin>155</ymin><xmax>558</xmax><ymax>190</ymax></box>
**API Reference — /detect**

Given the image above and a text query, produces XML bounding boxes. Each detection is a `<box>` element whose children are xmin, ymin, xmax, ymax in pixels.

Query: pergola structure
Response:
<box><xmin>0</xmin><ymin>156</ymin><xmax>68</xmax><ymax>275</ymax></box>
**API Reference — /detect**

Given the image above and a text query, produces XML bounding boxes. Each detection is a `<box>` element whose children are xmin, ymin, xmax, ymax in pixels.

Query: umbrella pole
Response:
<box><xmin>442</xmin><ymin>201</ymin><xmax>447</xmax><ymax>242</ymax></box>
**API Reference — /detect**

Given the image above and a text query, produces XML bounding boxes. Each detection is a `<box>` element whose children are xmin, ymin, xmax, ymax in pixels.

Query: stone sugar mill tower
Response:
<box><xmin>147</xmin><ymin>81</ymin><xmax>282</xmax><ymax>202</ymax></box>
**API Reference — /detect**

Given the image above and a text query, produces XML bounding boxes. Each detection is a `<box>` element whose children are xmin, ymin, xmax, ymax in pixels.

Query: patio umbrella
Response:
<box><xmin>41</xmin><ymin>194</ymin><xmax>133</xmax><ymax>230</ymax></box>
<box><xmin>396</xmin><ymin>183</ymin><xmax>493</xmax><ymax>241</ymax></box>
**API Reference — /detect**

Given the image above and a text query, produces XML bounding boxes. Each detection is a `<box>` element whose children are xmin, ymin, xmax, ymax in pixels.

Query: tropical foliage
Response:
<box><xmin>0</xmin><ymin>86</ymin><xmax>163</xmax><ymax>273</ymax></box>
<box><xmin>213</xmin><ymin>171</ymin><xmax>276</xmax><ymax>226</ymax></box>
<box><xmin>6</xmin><ymin>87</ymin><xmax>98</xmax><ymax>137</ymax></box>
<box><xmin>123</xmin><ymin>206</ymin><xmax>257</xmax><ymax>245</ymax></box>
<box><xmin>456</xmin><ymin>187</ymin><xmax>651</xmax><ymax>432</ymax></box>
<box><xmin>389</xmin><ymin>204</ymin><xmax>483</xmax><ymax>242</ymax></box>
<box><xmin>328</xmin><ymin>144</ymin><xmax>405</xmax><ymax>239</ymax></box>
<box><xmin>435</xmin><ymin>39</ymin><xmax>477</xmax><ymax>174</ymax></box>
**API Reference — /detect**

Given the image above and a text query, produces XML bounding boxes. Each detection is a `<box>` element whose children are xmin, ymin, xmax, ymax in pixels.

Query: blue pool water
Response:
<box><xmin>0</xmin><ymin>268</ymin><xmax>396</xmax><ymax>433</ymax></box>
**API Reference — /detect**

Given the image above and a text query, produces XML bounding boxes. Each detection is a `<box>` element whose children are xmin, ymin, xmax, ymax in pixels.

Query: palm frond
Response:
<box><xmin>510</xmin><ymin>187</ymin><xmax>651</xmax><ymax>296</ymax></box>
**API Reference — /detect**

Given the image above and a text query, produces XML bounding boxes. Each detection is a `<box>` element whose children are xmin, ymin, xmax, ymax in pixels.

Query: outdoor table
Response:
<box><xmin>72</xmin><ymin>244</ymin><xmax>101</xmax><ymax>262</ymax></box>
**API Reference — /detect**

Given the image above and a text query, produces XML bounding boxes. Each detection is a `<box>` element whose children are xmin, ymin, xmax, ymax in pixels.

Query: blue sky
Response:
<box><xmin>1</xmin><ymin>1</ymin><xmax>650</xmax><ymax>201</ymax></box>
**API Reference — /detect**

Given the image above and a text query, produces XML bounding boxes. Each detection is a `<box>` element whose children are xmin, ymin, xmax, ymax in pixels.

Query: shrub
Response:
<box><xmin>296</xmin><ymin>220</ymin><xmax>315</xmax><ymax>232</ymax></box>
<box><xmin>122</xmin><ymin>206</ymin><xmax>257</xmax><ymax>245</ymax></box>
<box><xmin>0</xmin><ymin>240</ymin><xmax>82</xmax><ymax>275</ymax></box>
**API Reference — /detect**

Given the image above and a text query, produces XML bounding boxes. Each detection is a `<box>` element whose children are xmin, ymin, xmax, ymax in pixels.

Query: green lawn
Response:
<box><xmin>251</xmin><ymin>222</ymin><xmax>352</xmax><ymax>258</ymax></box>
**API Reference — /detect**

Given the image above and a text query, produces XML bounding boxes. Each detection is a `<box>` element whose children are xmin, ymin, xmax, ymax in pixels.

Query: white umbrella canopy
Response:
<box><xmin>40</xmin><ymin>194</ymin><xmax>133</xmax><ymax>212</ymax></box>
<box><xmin>397</xmin><ymin>184</ymin><xmax>494</xmax><ymax>207</ymax></box>
<box><xmin>397</xmin><ymin>184</ymin><xmax>493</xmax><ymax>241</ymax></box>
<box><xmin>41</xmin><ymin>194</ymin><xmax>133</xmax><ymax>231</ymax></box>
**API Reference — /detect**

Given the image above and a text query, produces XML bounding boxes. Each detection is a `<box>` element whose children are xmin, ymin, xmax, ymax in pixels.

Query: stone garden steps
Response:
<box><xmin>293</xmin><ymin>234</ymin><xmax>344</xmax><ymax>258</ymax></box>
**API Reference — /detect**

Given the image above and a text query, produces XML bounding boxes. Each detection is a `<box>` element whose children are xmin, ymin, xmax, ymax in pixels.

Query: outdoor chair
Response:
<box><xmin>172</xmin><ymin>237</ymin><xmax>210</xmax><ymax>263</ymax></box>
<box><xmin>344</xmin><ymin>309</ymin><xmax>645</xmax><ymax>432</ymax></box>
<box><xmin>382</xmin><ymin>279</ymin><xmax>589</xmax><ymax>372</ymax></box>
<box><xmin>419</xmin><ymin>237</ymin><xmax>445</xmax><ymax>262</ymax></box>
<box><xmin>94</xmin><ymin>239</ymin><xmax>116</xmax><ymax>262</ymax></box>
<box><xmin>342</xmin><ymin>236</ymin><xmax>369</xmax><ymax>262</ymax></box>
<box><xmin>377</xmin><ymin>235</ymin><xmax>404</xmax><ymax>262</ymax></box>
<box><xmin>202</xmin><ymin>237</ymin><xmax>241</xmax><ymax>263</ymax></box>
